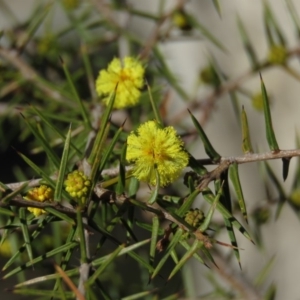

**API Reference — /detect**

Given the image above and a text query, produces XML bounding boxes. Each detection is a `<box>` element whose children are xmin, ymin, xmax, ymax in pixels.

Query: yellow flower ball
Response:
<box><xmin>95</xmin><ymin>56</ymin><xmax>145</xmax><ymax>109</ymax></box>
<box><xmin>64</xmin><ymin>170</ymin><xmax>91</xmax><ymax>205</ymax></box>
<box><xmin>268</xmin><ymin>45</ymin><xmax>287</xmax><ymax>65</ymax></box>
<box><xmin>126</xmin><ymin>121</ymin><xmax>189</xmax><ymax>187</ymax></box>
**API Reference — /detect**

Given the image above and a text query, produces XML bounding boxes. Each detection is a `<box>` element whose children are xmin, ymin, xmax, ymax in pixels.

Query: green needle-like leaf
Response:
<box><xmin>99</xmin><ymin>121</ymin><xmax>125</xmax><ymax>174</ymax></box>
<box><xmin>199</xmin><ymin>183</ymin><xmax>222</xmax><ymax>232</ymax></box>
<box><xmin>229</xmin><ymin>163</ymin><xmax>248</xmax><ymax>223</ymax></box>
<box><xmin>260</xmin><ymin>75</ymin><xmax>279</xmax><ymax>151</ymax></box>
<box><xmin>1</xmin><ymin>182</ymin><xmax>28</xmax><ymax>204</ymax></box>
<box><xmin>168</xmin><ymin>239</ymin><xmax>203</xmax><ymax>281</ymax></box>
<box><xmin>3</xmin><ymin>242</ymin><xmax>78</xmax><ymax>279</ymax></box>
<box><xmin>0</xmin><ymin>207</ymin><xmax>15</xmax><ymax>217</ymax></box>
<box><xmin>54</xmin><ymin>124</ymin><xmax>72</xmax><ymax>202</ymax></box>
<box><xmin>22</xmin><ymin>115</ymin><xmax>60</xmax><ymax>169</ymax></box>
<box><xmin>44</xmin><ymin>207</ymin><xmax>75</xmax><ymax>225</ymax></box>
<box><xmin>188</xmin><ymin>154</ymin><xmax>208</xmax><ymax>176</ymax></box>
<box><xmin>86</xmin><ymin>244</ymin><xmax>125</xmax><ymax>287</ymax></box>
<box><xmin>147</xmin><ymin>81</ymin><xmax>163</xmax><ymax>125</ymax></box>
<box><xmin>28</xmin><ymin>105</ymin><xmax>82</xmax><ymax>155</ymax></box>
<box><xmin>241</xmin><ymin>106</ymin><xmax>253</xmax><ymax>154</ymax></box>
<box><xmin>2</xmin><ymin>215</ymin><xmax>55</xmax><ymax>272</ymax></box>
<box><xmin>177</xmin><ymin>189</ymin><xmax>201</xmax><ymax>217</ymax></box>
<box><xmin>188</xmin><ymin>110</ymin><xmax>221</xmax><ymax>162</ymax></box>
<box><xmin>215</xmin><ymin>179</ymin><xmax>241</xmax><ymax>268</ymax></box>
<box><xmin>19</xmin><ymin>208</ymin><xmax>33</xmax><ymax>263</ymax></box>
<box><xmin>91</xmin><ymin>239</ymin><xmax>151</xmax><ymax>267</ymax></box>
<box><xmin>151</xmin><ymin>228</ymin><xmax>184</xmax><ymax>280</ymax></box>
<box><xmin>76</xmin><ymin>209</ymin><xmax>88</xmax><ymax>263</ymax></box>
<box><xmin>16</xmin><ymin>150</ymin><xmax>55</xmax><ymax>188</ymax></box>
<box><xmin>179</xmin><ymin>240</ymin><xmax>205</xmax><ymax>264</ymax></box>
<box><xmin>149</xmin><ymin>216</ymin><xmax>159</xmax><ymax>270</ymax></box>
<box><xmin>148</xmin><ymin>168</ymin><xmax>160</xmax><ymax>204</ymax></box>
<box><xmin>9</xmin><ymin>289</ymin><xmax>74</xmax><ymax>298</ymax></box>
<box><xmin>202</xmin><ymin>188</ymin><xmax>252</xmax><ymax>243</ymax></box>
<box><xmin>88</xmin><ymin>87</ymin><xmax>116</xmax><ymax>177</ymax></box>
<box><xmin>60</xmin><ymin>57</ymin><xmax>91</xmax><ymax>129</ymax></box>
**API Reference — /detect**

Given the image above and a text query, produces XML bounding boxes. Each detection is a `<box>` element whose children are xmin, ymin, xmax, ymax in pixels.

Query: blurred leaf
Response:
<box><xmin>147</xmin><ymin>81</ymin><xmax>163</xmax><ymax>125</ymax></box>
<box><xmin>212</xmin><ymin>0</ymin><xmax>222</xmax><ymax>17</ymax></box>
<box><xmin>28</xmin><ymin>104</ymin><xmax>82</xmax><ymax>155</ymax></box>
<box><xmin>22</xmin><ymin>115</ymin><xmax>61</xmax><ymax>169</ymax></box>
<box><xmin>60</xmin><ymin>57</ymin><xmax>91</xmax><ymax>129</ymax></box>
<box><xmin>241</xmin><ymin>106</ymin><xmax>253</xmax><ymax>154</ymax></box>
<box><xmin>263</xmin><ymin>2</ymin><xmax>286</xmax><ymax>46</ymax></box>
<box><xmin>153</xmin><ymin>47</ymin><xmax>189</xmax><ymax>101</ymax></box>
<box><xmin>265</xmin><ymin>162</ymin><xmax>286</xmax><ymax>219</ymax></box>
<box><xmin>9</xmin><ymin>289</ymin><xmax>73</xmax><ymax>298</ymax></box>
<box><xmin>229</xmin><ymin>163</ymin><xmax>248</xmax><ymax>223</ymax></box>
<box><xmin>254</xmin><ymin>255</ymin><xmax>276</xmax><ymax>287</ymax></box>
<box><xmin>264</xmin><ymin>283</ymin><xmax>277</xmax><ymax>300</ymax></box>
<box><xmin>237</xmin><ymin>15</ymin><xmax>259</xmax><ymax>69</ymax></box>
<box><xmin>185</xmin><ymin>14</ymin><xmax>227</xmax><ymax>52</ymax></box>
<box><xmin>286</xmin><ymin>0</ymin><xmax>300</xmax><ymax>39</ymax></box>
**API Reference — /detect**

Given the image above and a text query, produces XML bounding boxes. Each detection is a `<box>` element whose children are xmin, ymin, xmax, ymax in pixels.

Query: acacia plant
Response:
<box><xmin>1</xmin><ymin>1</ymin><xmax>300</xmax><ymax>299</ymax></box>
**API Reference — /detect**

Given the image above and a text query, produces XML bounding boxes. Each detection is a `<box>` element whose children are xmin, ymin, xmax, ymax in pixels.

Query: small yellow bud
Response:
<box><xmin>268</xmin><ymin>45</ymin><xmax>287</xmax><ymax>65</ymax></box>
<box><xmin>290</xmin><ymin>189</ymin><xmax>300</xmax><ymax>207</ymax></box>
<box><xmin>251</xmin><ymin>92</ymin><xmax>272</xmax><ymax>112</ymax></box>
<box><xmin>252</xmin><ymin>206</ymin><xmax>270</xmax><ymax>225</ymax></box>
<box><xmin>64</xmin><ymin>170</ymin><xmax>91</xmax><ymax>205</ymax></box>
<box><xmin>199</xmin><ymin>66</ymin><xmax>221</xmax><ymax>87</ymax></box>
<box><xmin>184</xmin><ymin>208</ymin><xmax>205</xmax><ymax>228</ymax></box>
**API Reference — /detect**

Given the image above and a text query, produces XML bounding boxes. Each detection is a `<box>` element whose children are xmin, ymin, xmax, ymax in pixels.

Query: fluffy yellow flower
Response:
<box><xmin>126</xmin><ymin>121</ymin><xmax>189</xmax><ymax>186</ymax></box>
<box><xmin>95</xmin><ymin>56</ymin><xmax>145</xmax><ymax>109</ymax></box>
<box><xmin>25</xmin><ymin>185</ymin><xmax>54</xmax><ymax>217</ymax></box>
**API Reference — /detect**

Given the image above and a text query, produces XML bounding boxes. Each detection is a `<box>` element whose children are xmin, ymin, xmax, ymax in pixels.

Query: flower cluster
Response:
<box><xmin>95</xmin><ymin>56</ymin><xmax>145</xmax><ymax>109</ymax></box>
<box><xmin>25</xmin><ymin>185</ymin><xmax>54</xmax><ymax>217</ymax></box>
<box><xmin>64</xmin><ymin>170</ymin><xmax>91</xmax><ymax>205</ymax></box>
<box><xmin>126</xmin><ymin>120</ymin><xmax>189</xmax><ymax>187</ymax></box>
<box><xmin>184</xmin><ymin>208</ymin><xmax>205</xmax><ymax>228</ymax></box>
